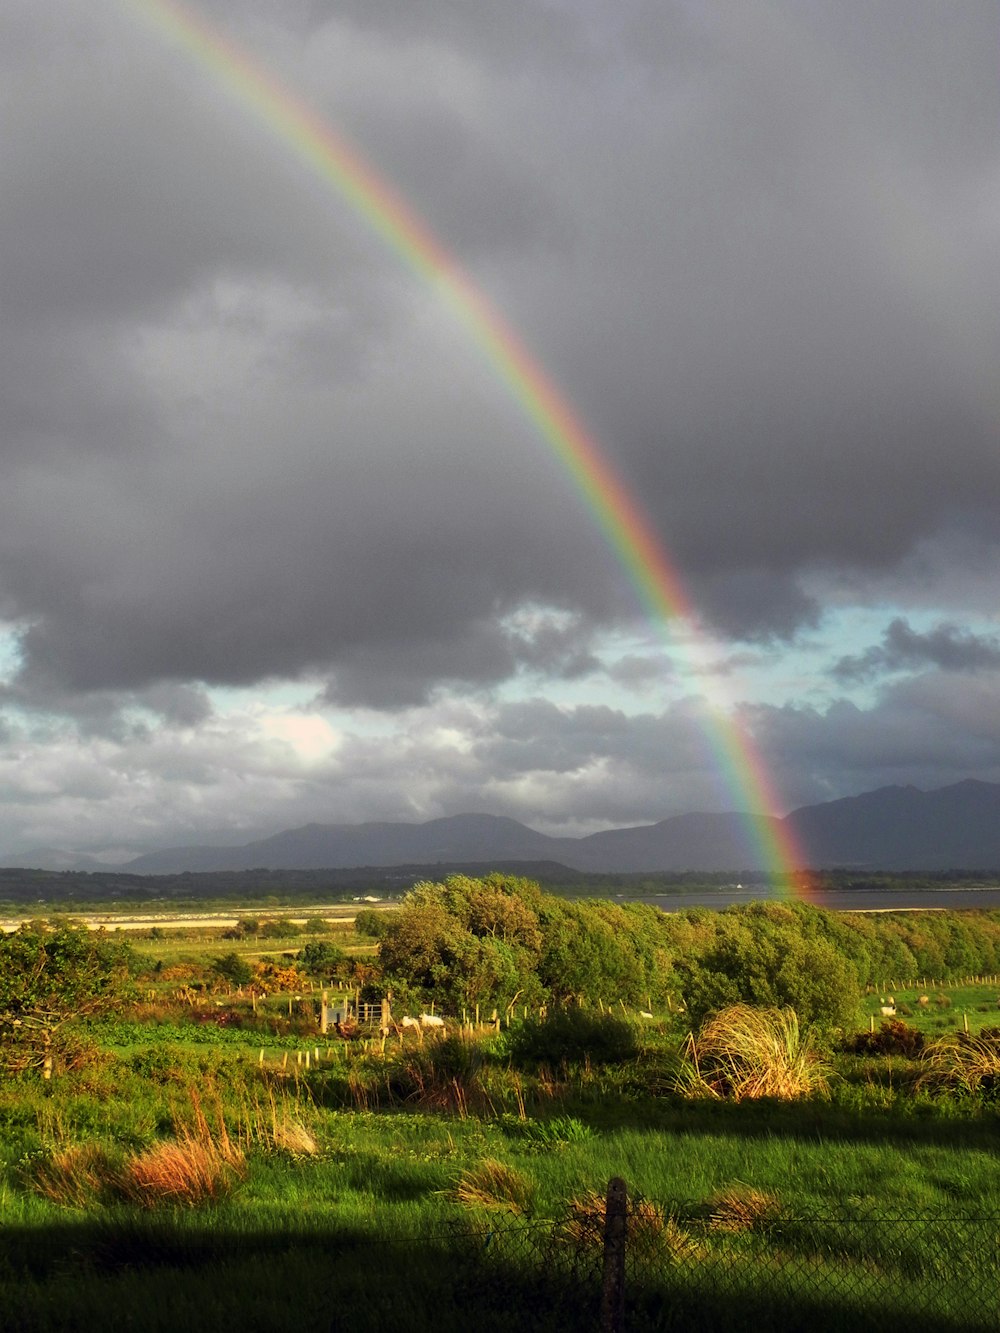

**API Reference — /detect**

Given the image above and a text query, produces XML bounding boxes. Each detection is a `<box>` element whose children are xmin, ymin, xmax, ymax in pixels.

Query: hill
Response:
<box><xmin>113</xmin><ymin>780</ymin><xmax>1000</xmax><ymax>874</ymax></box>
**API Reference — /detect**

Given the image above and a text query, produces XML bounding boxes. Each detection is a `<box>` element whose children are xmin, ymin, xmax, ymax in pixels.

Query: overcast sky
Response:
<box><xmin>2</xmin><ymin>0</ymin><xmax>1000</xmax><ymax>864</ymax></box>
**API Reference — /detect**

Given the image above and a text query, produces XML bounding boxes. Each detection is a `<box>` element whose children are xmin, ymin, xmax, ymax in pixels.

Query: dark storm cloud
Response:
<box><xmin>746</xmin><ymin>671</ymin><xmax>1000</xmax><ymax>810</ymax></box>
<box><xmin>2</xmin><ymin>0</ymin><xmax>999</xmax><ymax>714</ymax></box>
<box><xmin>833</xmin><ymin>618</ymin><xmax>1000</xmax><ymax>683</ymax></box>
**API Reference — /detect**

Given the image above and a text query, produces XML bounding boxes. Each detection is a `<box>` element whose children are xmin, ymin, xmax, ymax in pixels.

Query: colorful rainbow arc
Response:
<box><xmin>121</xmin><ymin>0</ymin><xmax>813</xmax><ymax>896</ymax></box>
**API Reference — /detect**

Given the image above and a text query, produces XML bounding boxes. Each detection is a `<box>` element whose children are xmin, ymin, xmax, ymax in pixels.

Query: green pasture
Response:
<box><xmin>8</xmin><ymin>893</ymin><xmax>1000</xmax><ymax>1329</ymax></box>
<box><xmin>2</xmin><ymin>1014</ymin><xmax>1000</xmax><ymax>1332</ymax></box>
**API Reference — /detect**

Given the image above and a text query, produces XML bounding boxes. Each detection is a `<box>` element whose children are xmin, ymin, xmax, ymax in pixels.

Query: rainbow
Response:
<box><xmin>119</xmin><ymin>0</ymin><xmax>814</xmax><ymax>897</ymax></box>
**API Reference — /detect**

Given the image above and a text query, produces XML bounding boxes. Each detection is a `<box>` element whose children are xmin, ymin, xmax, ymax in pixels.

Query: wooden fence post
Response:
<box><xmin>600</xmin><ymin>1176</ymin><xmax>627</xmax><ymax>1333</ymax></box>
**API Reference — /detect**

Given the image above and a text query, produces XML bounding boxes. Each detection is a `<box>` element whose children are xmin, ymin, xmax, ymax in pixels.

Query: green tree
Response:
<box><xmin>0</xmin><ymin>923</ymin><xmax>134</xmax><ymax>1076</ymax></box>
<box><xmin>211</xmin><ymin>952</ymin><xmax>253</xmax><ymax>988</ymax></box>
<box><xmin>299</xmin><ymin>940</ymin><xmax>348</xmax><ymax>979</ymax></box>
<box><xmin>354</xmin><ymin>907</ymin><xmax>396</xmax><ymax>939</ymax></box>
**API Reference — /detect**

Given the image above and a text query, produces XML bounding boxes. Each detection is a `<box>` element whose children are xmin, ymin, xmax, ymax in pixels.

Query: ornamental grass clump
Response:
<box><xmin>677</xmin><ymin>1005</ymin><xmax>830</xmax><ymax>1102</ymax></box>
<box><xmin>117</xmin><ymin>1086</ymin><xmax>245</xmax><ymax>1208</ymax></box>
<box><xmin>707</xmin><ymin>1183</ymin><xmax>782</xmax><ymax>1234</ymax></box>
<box><xmin>449</xmin><ymin>1158</ymin><xmax>533</xmax><ymax>1213</ymax></box>
<box><xmin>919</xmin><ymin>1031</ymin><xmax>1000</xmax><ymax>1099</ymax></box>
<box><xmin>27</xmin><ymin>1143</ymin><xmax>119</xmax><ymax>1209</ymax></box>
<box><xmin>560</xmin><ymin>1190</ymin><xmax>701</xmax><ymax>1263</ymax></box>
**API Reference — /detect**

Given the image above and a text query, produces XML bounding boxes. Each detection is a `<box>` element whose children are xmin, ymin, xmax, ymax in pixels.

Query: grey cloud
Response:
<box><xmin>2</xmin><ymin>0</ymin><xmax>1000</xmax><ymax>716</ymax></box>
<box><xmin>747</xmin><ymin>673</ymin><xmax>1000</xmax><ymax>810</ymax></box>
<box><xmin>833</xmin><ymin>618</ymin><xmax>1000</xmax><ymax>683</ymax></box>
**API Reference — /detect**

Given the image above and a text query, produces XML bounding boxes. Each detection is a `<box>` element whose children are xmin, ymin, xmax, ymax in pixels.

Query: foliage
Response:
<box><xmin>210</xmin><ymin>952</ymin><xmax>253</xmax><ymax>988</ymax></box>
<box><xmin>0</xmin><ymin>923</ymin><xmax>134</xmax><ymax>1074</ymax></box>
<box><xmin>377</xmin><ymin>875</ymin><xmax>547</xmax><ymax>1012</ymax></box>
<box><xmin>353</xmin><ymin>908</ymin><xmax>393</xmax><ymax>939</ymax></box>
<box><xmin>259</xmin><ymin>918</ymin><xmax>300</xmax><ymax>939</ymax></box>
<box><xmin>673</xmin><ymin>904</ymin><xmax>862</xmax><ymax>1029</ymax></box>
<box><xmin>299</xmin><ymin>940</ymin><xmax>348</xmax><ymax>979</ymax></box>
<box><xmin>506</xmin><ymin>1007</ymin><xmax>639</xmax><ymax>1067</ymax></box>
<box><xmin>845</xmin><ymin>1020</ymin><xmax>925</xmax><ymax>1058</ymax></box>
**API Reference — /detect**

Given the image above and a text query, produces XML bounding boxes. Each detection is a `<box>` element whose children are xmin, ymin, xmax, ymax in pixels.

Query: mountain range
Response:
<box><xmin>119</xmin><ymin>780</ymin><xmax>1000</xmax><ymax>874</ymax></box>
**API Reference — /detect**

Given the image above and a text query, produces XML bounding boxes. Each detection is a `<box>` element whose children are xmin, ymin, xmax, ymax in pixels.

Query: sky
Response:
<box><xmin>2</xmin><ymin>0</ymin><xmax>1000</xmax><ymax>865</ymax></box>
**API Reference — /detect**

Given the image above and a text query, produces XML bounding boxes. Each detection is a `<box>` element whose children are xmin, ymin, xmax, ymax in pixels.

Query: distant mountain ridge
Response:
<box><xmin>120</xmin><ymin>780</ymin><xmax>1000</xmax><ymax>874</ymax></box>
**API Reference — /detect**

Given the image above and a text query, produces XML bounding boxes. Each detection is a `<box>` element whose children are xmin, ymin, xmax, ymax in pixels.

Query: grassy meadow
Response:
<box><xmin>4</xmin><ymin>893</ymin><xmax>1000</xmax><ymax>1330</ymax></box>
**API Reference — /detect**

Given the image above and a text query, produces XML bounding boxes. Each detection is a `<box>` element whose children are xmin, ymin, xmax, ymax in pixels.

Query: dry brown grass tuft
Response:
<box><xmin>677</xmin><ymin>1005</ymin><xmax>830</xmax><ymax>1102</ymax></box>
<box><xmin>117</xmin><ymin>1136</ymin><xmax>244</xmax><ymax>1208</ymax></box>
<box><xmin>707</xmin><ymin>1183</ymin><xmax>781</xmax><ymax>1234</ymax></box>
<box><xmin>449</xmin><ymin>1158</ymin><xmax>533</xmax><ymax>1213</ymax></box>
<box><xmin>235</xmin><ymin>1087</ymin><xmax>320</xmax><ymax>1156</ymax></box>
<box><xmin>28</xmin><ymin>1144</ymin><xmax>118</xmax><ymax>1209</ymax></box>
<box><xmin>270</xmin><ymin>1119</ymin><xmax>319</xmax><ymax>1156</ymax></box>
<box><xmin>561</xmin><ymin>1190</ymin><xmax>702</xmax><ymax>1262</ymax></box>
<box><xmin>116</xmin><ymin>1085</ymin><xmax>245</xmax><ymax>1208</ymax></box>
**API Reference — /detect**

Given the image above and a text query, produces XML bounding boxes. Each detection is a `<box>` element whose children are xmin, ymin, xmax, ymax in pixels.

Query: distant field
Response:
<box><xmin>0</xmin><ymin>901</ymin><xmax>386</xmax><ymax>934</ymax></box>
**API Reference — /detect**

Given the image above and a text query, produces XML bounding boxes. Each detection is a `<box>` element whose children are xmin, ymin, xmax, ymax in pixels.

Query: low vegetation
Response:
<box><xmin>4</xmin><ymin>878</ymin><xmax>1000</xmax><ymax>1329</ymax></box>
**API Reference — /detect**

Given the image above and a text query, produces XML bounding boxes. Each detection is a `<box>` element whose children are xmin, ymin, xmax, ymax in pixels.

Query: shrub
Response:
<box><xmin>844</xmin><ymin>1020</ymin><xmax>925</xmax><ymax>1058</ymax></box>
<box><xmin>507</xmin><ymin>1008</ymin><xmax>639</xmax><ymax>1068</ymax></box>
<box><xmin>676</xmin><ymin>1005</ymin><xmax>830</xmax><ymax>1102</ymax></box>
<box><xmin>353</xmin><ymin>908</ymin><xmax>392</xmax><ymax>939</ymax></box>
<box><xmin>299</xmin><ymin>941</ymin><xmax>348</xmax><ymax>979</ymax></box>
<box><xmin>211</xmin><ymin>953</ymin><xmax>253</xmax><ymax>988</ymax></box>
<box><xmin>385</xmin><ymin>1035</ymin><xmax>491</xmax><ymax>1116</ymax></box>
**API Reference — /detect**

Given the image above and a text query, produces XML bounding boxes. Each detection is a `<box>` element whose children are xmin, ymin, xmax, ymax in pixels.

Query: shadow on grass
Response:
<box><xmin>562</xmin><ymin>1086</ymin><xmax>1000</xmax><ymax>1155</ymax></box>
<box><xmin>0</xmin><ymin>1216</ymin><xmax>992</xmax><ymax>1333</ymax></box>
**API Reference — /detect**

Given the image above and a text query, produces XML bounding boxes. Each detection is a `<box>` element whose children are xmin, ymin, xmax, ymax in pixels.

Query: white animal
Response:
<box><xmin>639</xmin><ymin>1011</ymin><xmax>654</xmax><ymax>1019</ymax></box>
<box><xmin>419</xmin><ymin>1013</ymin><xmax>445</xmax><ymax>1028</ymax></box>
<box><xmin>880</xmin><ymin>1006</ymin><xmax>896</xmax><ymax>1017</ymax></box>
<box><xmin>400</xmin><ymin>1015</ymin><xmax>419</xmax><ymax>1028</ymax></box>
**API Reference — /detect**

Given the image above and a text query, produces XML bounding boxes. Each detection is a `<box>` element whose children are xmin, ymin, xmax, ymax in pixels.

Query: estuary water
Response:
<box><xmin>629</xmin><ymin>887</ymin><xmax>1000</xmax><ymax>913</ymax></box>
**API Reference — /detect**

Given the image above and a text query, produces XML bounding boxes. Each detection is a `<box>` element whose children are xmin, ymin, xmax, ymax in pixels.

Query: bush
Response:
<box><xmin>211</xmin><ymin>953</ymin><xmax>253</xmax><ymax>988</ymax></box>
<box><xmin>844</xmin><ymin>1020</ymin><xmax>925</xmax><ymax>1058</ymax></box>
<box><xmin>353</xmin><ymin>908</ymin><xmax>391</xmax><ymax>939</ymax></box>
<box><xmin>299</xmin><ymin>941</ymin><xmax>348</xmax><ymax>979</ymax></box>
<box><xmin>506</xmin><ymin>1007</ymin><xmax>639</xmax><ymax>1068</ymax></box>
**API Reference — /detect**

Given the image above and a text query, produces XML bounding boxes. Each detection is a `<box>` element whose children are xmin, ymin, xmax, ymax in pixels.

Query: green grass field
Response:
<box><xmin>3</xmin><ymin>996</ymin><xmax>1000</xmax><ymax>1330</ymax></box>
<box><xmin>5</xmin><ymin>909</ymin><xmax>1000</xmax><ymax>1331</ymax></box>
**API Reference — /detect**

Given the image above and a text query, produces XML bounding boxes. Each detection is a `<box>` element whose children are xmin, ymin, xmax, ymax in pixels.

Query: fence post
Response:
<box><xmin>600</xmin><ymin>1176</ymin><xmax>627</xmax><ymax>1333</ymax></box>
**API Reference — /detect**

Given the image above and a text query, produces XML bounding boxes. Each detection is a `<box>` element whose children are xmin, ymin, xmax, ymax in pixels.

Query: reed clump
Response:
<box><xmin>919</xmin><ymin>1031</ymin><xmax>1000</xmax><ymax>1097</ymax></box>
<box><xmin>676</xmin><ymin>1005</ymin><xmax>830</xmax><ymax>1102</ymax></box>
<box><xmin>707</xmin><ymin>1183</ymin><xmax>782</xmax><ymax>1234</ymax></box>
<box><xmin>561</xmin><ymin>1190</ymin><xmax>701</xmax><ymax>1262</ymax></box>
<box><xmin>449</xmin><ymin>1158</ymin><xmax>533</xmax><ymax>1213</ymax></box>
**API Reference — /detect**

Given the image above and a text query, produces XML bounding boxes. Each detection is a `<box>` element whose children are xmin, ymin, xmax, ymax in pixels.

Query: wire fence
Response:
<box><xmin>2</xmin><ymin>1181</ymin><xmax>997</xmax><ymax>1330</ymax></box>
<box><xmin>412</xmin><ymin>1185</ymin><xmax>1000</xmax><ymax>1332</ymax></box>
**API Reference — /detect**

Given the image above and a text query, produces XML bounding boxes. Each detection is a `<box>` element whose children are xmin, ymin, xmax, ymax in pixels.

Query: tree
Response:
<box><xmin>0</xmin><ymin>922</ymin><xmax>134</xmax><ymax>1076</ymax></box>
<box><xmin>211</xmin><ymin>952</ymin><xmax>253</xmax><ymax>988</ymax></box>
<box><xmin>354</xmin><ymin>908</ymin><xmax>393</xmax><ymax>939</ymax></box>
<box><xmin>376</xmin><ymin>876</ymin><xmax>546</xmax><ymax>1012</ymax></box>
<box><xmin>299</xmin><ymin>941</ymin><xmax>348</xmax><ymax>980</ymax></box>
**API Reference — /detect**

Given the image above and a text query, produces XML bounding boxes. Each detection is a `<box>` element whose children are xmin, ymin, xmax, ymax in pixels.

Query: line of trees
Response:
<box><xmin>368</xmin><ymin>874</ymin><xmax>1000</xmax><ymax>1028</ymax></box>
